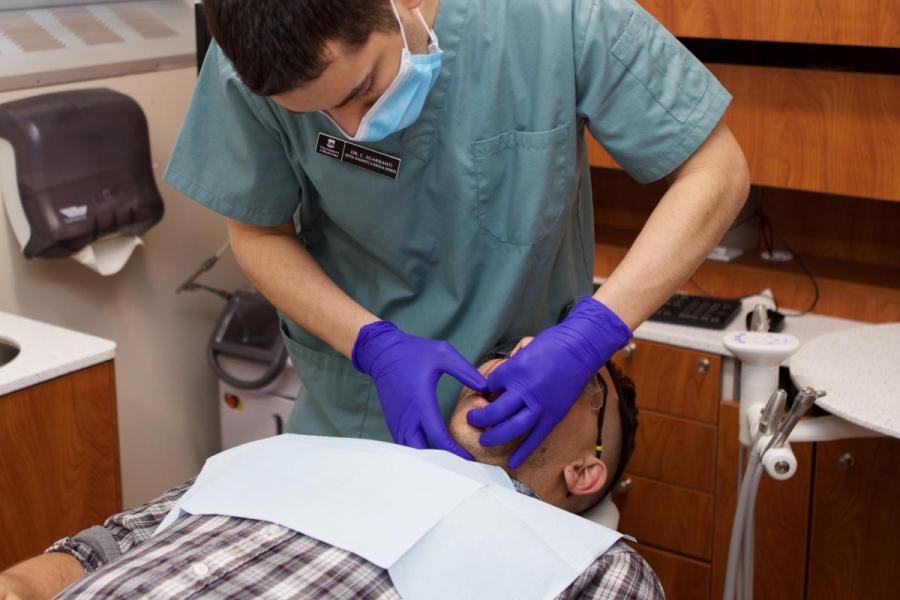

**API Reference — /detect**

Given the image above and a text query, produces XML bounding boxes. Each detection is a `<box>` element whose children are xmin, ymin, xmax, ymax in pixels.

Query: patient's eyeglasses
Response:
<box><xmin>486</xmin><ymin>349</ymin><xmax>608</xmax><ymax>457</ymax></box>
<box><xmin>593</xmin><ymin>372</ymin><xmax>608</xmax><ymax>457</ymax></box>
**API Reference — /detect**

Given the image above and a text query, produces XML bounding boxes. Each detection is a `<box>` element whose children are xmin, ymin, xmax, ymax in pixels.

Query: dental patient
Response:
<box><xmin>0</xmin><ymin>339</ymin><xmax>662</xmax><ymax>600</ymax></box>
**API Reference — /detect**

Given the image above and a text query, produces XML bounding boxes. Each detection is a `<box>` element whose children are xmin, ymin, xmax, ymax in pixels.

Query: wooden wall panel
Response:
<box><xmin>589</xmin><ymin>65</ymin><xmax>900</xmax><ymax>202</ymax></box>
<box><xmin>638</xmin><ymin>0</ymin><xmax>900</xmax><ymax>48</ymax></box>
<box><xmin>0</xmin><ymin>362</ymin><xmax>122</xmax><ymax>570</ymax></box>
<box><xmin>714</xmin><ymin>65</ymin><xmax>899</xmax><ymax>202</ymax></box>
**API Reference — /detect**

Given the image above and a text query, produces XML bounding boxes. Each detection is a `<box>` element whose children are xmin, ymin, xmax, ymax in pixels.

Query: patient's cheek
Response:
<box><xmin>448</xmin><ymin>412</ymin><xmax>479</xmax><ymax>452</ymax></box>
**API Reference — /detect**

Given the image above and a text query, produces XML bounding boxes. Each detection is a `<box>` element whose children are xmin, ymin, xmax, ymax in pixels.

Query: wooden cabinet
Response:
<box><xmin>633</xmin><ymin>543</ymin><xmax>712</xmax><ymax>600</ymax></box>
<box><xmin>615</xmin><ymin>340</ymin><xmax>720</xmax><ymax>423</ymax></box>
<box><xmin>615</xmin><ymin>475</ymin><xmax>715</xmax><ymax>560</ymax></box>
<box><xmin>637</xmin><ymin>0</ymin><xmax>900</xmax><ymax>48</ymax></box>
<box><xmin>589</xmin><ymin>65</ymin><xmax>900</xmax><ymax>202</ymax></box>
<box><xmin>614</xmin><ymin>340</ymin><xmax>900</xmax><ymax>600</ymax></box>
<box><xmin>629</xmin><ymin>411</ymin><xmax>717</xmax><ymax>492</ymax></box>
<box><xmin>592</xmin><ymin>2</ymin><xmax>899</xmax><ymax>594</ymax></box>
<box><xmin>612</xmin><ymin>339</ymin><xmax>721</xmax><ymax>598</ymax></box>
<box><xmin>807</xmin><ymin>438</ymin><xmax>900</xmax><ymax>599</ymax></box>
<box><xmin>0</xmin><ymin>362</ymin><xmax>122</xmax><ymax>570</ymax></box>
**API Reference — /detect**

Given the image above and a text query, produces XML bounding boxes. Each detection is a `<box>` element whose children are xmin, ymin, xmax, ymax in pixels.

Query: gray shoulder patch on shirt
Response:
<box><xmin>73</xmin><ymin>525</ymin><xmax>122</xmax><ymax>565</ymax></box>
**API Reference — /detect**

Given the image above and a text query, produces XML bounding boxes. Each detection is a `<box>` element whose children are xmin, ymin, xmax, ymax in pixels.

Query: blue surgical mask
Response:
<box><xmin>326</xmin><ymin>1</ymin><xmax>443</xmax><ymax>143</ymax></box>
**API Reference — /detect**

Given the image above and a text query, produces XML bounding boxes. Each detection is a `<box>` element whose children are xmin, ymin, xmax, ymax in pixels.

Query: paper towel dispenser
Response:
<box><xmin>0</xmin><ymin>88</ymin><xmax>163</xmax><ymax>267</ymax></box>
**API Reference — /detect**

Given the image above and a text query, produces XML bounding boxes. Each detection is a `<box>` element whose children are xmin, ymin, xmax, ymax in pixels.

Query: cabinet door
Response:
<box><xmin>632</xmin><ymin>542</ymin><xmax>711</xmax><ymax>600</ymax></box>
<box><xmin>614</xmin><ymin>475</ymin><xmax>715</xmax><ymax>560</ymax></box>
<box><xmin>614</xmin><ymin>340</ymin><xmax>720</xmax><ymax>423</ymax></box>
<box><xmin>0</xmin><ymin>362</ymin><xmax>122</xmax><ymax>570</ymax></box>
<box><xmin>628</xmin><ymin>411</ymin><xmax>717</xmax><ymax>492</ymax></box>
<box><xmin>807</xmin><ymin>437</ymin><xmax>900</xmax><ymax>599</ymax></box>
<box><xmin>638</xmin><ymin>0</ymin><xmax>899</xmax><ymax>47</ymax></box>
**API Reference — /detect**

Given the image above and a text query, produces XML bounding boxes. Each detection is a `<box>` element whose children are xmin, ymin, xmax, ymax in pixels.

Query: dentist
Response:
<box><xmin>167</xmin><ymin>0</ymin><xmax>749</xmax><ymax>466</ymax></box>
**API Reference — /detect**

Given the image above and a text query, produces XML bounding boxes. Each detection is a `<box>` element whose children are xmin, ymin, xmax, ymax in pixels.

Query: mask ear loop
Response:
<box><xmin>388</xmin><ymin>0</ymin><xmax>411</xmax><ymax>50</ymax></box>
<box><xmin>414</xmin><ymin>7</ymin><xmax>440</xmax><ymax>48</ymax></box>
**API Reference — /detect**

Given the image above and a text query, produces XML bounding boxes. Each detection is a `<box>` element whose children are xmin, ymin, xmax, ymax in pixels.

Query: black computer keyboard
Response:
<box><xmin>648</xmin><ymin>294</ymin><xmax>742</xmax><ymax>330</ymax></box>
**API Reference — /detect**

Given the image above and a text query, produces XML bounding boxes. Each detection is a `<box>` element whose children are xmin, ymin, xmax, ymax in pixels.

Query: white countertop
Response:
<box><xmin>0</xmin><ymin>311</ymin><xmax>116</xmax><ymax>397</ymax></box>
<box><xmin>632</xmin><ymin>292</ymin><xmax>860</xmax><ymax>365</ymax></box>
<box><xmin>791</xmin><ymin>324</ymin><xmax>900</xmax><ymax>440</ymax></box>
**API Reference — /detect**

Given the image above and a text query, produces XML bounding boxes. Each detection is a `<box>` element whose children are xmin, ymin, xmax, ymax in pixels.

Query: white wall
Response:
<box><xmin>0</xmin><ymin>68</ymin><xmax>250</xmax><ymax>506</ymax></box>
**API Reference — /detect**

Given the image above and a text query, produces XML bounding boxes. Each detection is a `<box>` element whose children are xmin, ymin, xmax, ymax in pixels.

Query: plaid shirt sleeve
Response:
<box><xmin>46</xmin><ymin>480</ymin><xmax>194</xmax><ymax>574</ymax></box>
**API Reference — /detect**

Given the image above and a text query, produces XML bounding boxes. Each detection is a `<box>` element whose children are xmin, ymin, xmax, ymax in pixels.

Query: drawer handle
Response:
<box><xmin>698</xmin><ymin>358</ymin><xmax>710</xmax><ymax>374</ymax></box>
<box><xmin>620</xmin><ymin>343</ymin><xmax>637</xmax><ymax>359</ymax></box>
<box><xmin>616</xmin><ymin>477</ymin><xmax>633</xmax><ymax>494</ymax></box>
<box><xmin>837</xmin><ymin>453</ymin><xmax>855</xmax><ymax>471</ymax></box>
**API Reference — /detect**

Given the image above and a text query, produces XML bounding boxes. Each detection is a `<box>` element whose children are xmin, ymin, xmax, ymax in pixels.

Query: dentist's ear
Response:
<box><xmin>563</xmin><ymin>455</ymin><xmax>608</xmax><ymax>497</ymax></box>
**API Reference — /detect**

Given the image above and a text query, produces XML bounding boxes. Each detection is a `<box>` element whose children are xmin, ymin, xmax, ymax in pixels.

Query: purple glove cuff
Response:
<box><xmin>567</xmin><ymin>297</ymin><xmax>633</xmax><ymax>366</ymax></box>
<box><xmin>351</xmin><ymin>320</ymin><xmax>398</xmax><ymax>374</ymax></box>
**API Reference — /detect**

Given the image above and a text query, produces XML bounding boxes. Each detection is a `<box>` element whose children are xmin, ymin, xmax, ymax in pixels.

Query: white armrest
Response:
<box><xmin>581</xmin><ymin>495</ymin><xmax>620</xmax><ymax>530</ymax></box>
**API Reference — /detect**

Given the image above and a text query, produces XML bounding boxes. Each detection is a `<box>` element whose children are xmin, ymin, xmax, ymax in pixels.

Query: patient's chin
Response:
<box><xmin>448</xmin><ymin>406</ymin><xmax>512</xmax><ymax>468</ymax></box>
<box><xmin>452</xmin><ymin>424</ymin><xmax>515</xmax><ymax>469</ymax></box>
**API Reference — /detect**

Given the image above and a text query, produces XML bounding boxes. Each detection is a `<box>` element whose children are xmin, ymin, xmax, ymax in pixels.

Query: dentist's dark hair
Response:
<box><xmin>201</xmin><ymin>0</ymin><xmax>398</xmax><ymax>96</ymax></box>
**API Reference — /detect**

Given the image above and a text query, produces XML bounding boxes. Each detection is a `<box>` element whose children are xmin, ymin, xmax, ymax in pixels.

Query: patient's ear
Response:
<box><xmin>563</xmin><ymin>455</ymin><xmax>608</xmax><ymax>497</ymax></box>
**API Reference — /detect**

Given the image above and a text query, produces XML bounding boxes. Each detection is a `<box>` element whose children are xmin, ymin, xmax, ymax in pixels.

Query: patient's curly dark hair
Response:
<box><xmin>597</xmin><ymin>361</ymin><xmax>639</xmax><ymax>502</ymax></box>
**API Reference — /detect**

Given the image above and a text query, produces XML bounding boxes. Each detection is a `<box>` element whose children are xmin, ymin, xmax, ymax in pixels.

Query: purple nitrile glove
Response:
<box><xmin>352</xmin><ymin>321</ymin><xmax>487</xmax><ymax>459</ymax></box>
<box><xmin>467</xmin><ymin>297</ymin><xmax>632</xmax><ymax>468</ymax></box>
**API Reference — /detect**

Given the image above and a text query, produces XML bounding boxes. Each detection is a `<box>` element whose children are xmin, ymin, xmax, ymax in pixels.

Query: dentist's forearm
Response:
<box><xmin>226</xmin><ymin>218</ymin><xmax>379</xmax><ymax>358</ymax></box>
<box><xmin>593</xmin><ymin>122</ymin><xmax>750</xmax><ymax>329</ymax></box>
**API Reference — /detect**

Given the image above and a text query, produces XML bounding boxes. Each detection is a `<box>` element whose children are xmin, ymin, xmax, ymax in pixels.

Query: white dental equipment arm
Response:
<box><xmin>721</xmin><ymin>311</ymin><xmax>885</xmax><ymax>600</ymax></box>
<box><xmin>723</xmin><ymin>329</ymin><xmax>800</xmax><ymax>447</ymax></box>
<box><xmin>725</xmin><ymin>387</ymin><xmax>821</xmax><ymax>600</ymax></box>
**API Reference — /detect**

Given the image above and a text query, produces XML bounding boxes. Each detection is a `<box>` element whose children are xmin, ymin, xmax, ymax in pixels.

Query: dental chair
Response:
<box><xmin>582</xmin><ymin>496</ymin><xmax>620</xmax><ymax>530</ymax></box>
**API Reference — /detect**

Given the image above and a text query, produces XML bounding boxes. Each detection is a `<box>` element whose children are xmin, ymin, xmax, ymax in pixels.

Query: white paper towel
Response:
<box><xmin>70</xmin><ymin>235</ymin><xmax>143</xmax><ymax>276</ymax></box>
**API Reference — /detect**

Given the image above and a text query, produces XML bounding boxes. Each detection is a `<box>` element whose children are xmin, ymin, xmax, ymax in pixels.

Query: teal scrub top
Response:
<box><xmin>165</xmin><ymin>0</ymin><xmax>731</xmax><ymax>441</ymax></box>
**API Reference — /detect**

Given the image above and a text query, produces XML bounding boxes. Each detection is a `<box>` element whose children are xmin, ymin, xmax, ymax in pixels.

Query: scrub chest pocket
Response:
<box><xmin>471</xmin><ymin>123</ymin><xmax>575</xmax><ymax>246</ymax></box>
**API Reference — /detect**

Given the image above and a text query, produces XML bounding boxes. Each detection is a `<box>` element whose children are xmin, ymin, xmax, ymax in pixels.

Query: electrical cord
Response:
<box><xmin>758</xmin><ymin>213</ymin><xmax>820</xmax><ymax>317</ymax></box>
<box><xmin>686</xmin><ymin>277</ymin><xmax>778</xmax><ymax>307</ymax></box>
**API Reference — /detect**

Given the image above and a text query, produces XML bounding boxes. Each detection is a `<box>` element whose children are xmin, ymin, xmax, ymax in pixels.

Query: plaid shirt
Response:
<box><xmin>49</xmin><ymin>480</ymin><xmax>663</xmax><ymax>599</ymax></box>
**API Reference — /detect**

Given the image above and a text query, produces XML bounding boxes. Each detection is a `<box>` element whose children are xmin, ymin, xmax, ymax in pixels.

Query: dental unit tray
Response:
<box><xmin>208</xmin><ymin>291</ymin><xmax>287</xmax><ymax>390</ymax></box>
<box><xmin>176</xmin><ymin>243</ymin><xmax>287</xmax><ymax>391</ymax></box>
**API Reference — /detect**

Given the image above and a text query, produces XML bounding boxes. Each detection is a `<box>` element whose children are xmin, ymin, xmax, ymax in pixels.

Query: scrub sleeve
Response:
<box><xmin>574</xmin><ymin>0</ymin><xmax>732</xmax><ymax>182</ymax></box>
<box><xmin>165</xmin><ymin>46</ymin><xmax>301</xmax><ymax>226</ymax></box>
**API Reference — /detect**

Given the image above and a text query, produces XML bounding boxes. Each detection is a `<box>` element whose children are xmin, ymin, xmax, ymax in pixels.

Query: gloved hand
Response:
<box><xmin>467</xmin><ymin>298</ymin><xmax>632</xmax><ymax>468</ymax></box>
<box><xmin>352</xmin><ymin>321</ymin><xmax>487</xmax><ymax>459</ymax></box>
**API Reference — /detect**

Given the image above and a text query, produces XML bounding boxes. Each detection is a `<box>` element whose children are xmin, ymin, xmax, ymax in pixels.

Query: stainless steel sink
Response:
<box><xmin>0</xmin><ymin>338</ymin><xmax>20</xmax><ymax>368</ymax></box>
